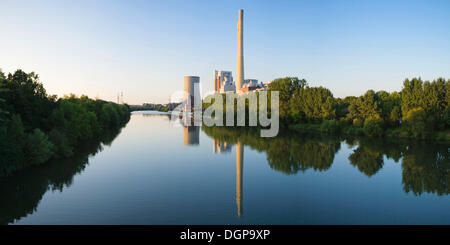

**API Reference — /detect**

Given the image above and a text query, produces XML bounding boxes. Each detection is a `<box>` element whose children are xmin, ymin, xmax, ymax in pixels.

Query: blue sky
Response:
<box><xmin>1</xmin><ymin>0</ymin><xmax>449</xmax><ymax>104</ymax></box>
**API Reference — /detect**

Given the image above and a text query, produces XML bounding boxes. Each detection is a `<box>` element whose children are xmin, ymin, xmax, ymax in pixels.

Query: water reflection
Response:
<box><xmin>213</xmin><ymin>139</ymin><xmax>232</xmax><ymax>154</ymax></box>
<box><xmin>0</xmin><ymin>128</ymin><xmax>124</xmax><ymax>225</ymax></box>
<box><xmin>1</xmin><ymin>114</ymin><xmax>448</xmax><ymax>224</ymax></box>
<box><xmin>236</xmin><ymin>141</ymin><xmax>243</xmax><ymax>217</ymax></box>
<box><xmin>184</xmin><ymin>126</ymin><xmax>200</xmax><ymax>145</ymax></box>
<box><xmin>201</xmin><ymin>126</ymin><xmax>450</xmax><ymax>197</ymax></box>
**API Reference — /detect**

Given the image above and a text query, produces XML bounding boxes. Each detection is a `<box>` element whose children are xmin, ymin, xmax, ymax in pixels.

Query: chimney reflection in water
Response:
<box><xmin>183</xmin><ymin>126</ymin><xmax>243</xmax><ymax>217</ymax></box>
<box><xmin>236</xmin><ymin>140</ymin><xmax>243</xmax><ymax>217</ymax></box>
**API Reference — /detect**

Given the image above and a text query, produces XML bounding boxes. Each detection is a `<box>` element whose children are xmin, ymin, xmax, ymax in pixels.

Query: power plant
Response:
<box><xmin>214</xmin><ymin>9</ymin><xmax>266</xmax><ymax>95</ymax></box>
<box><xmin>183</xmin><ymin>9</ymin><xmax>269</xmax><ymax>111</ymax></box>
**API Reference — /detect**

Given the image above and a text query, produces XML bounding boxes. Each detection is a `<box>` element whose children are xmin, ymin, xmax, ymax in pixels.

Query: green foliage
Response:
<box><xmin>263</xmin><ymin>76</ymin><xmax>449</xmax><ymax>139</ymax></box>
<box><xmin>363</xmin><ymin>117</ymin><xmax>384</xmax><ymax>137</ymax></box>
<box><xmin>289</xmin><ymin>86</ymin><xmax>335</xmax><ymax>123</ymax></box>
<box><xmin>403</xmin><ymin>107</ymin><xmax>427</xmax><ymax>138</ymax></box>
<box><xmin>401</xmin><ymin>78</ymin><xmax>448</xmax><ymax>127</ymax></box>
<box><xmin>0</xmin><ymin>114</ymin><xmax>26</xmax><ymax>175</ymax></box>
<box><xmin>320</xmin><ymin>119</ymin><xmax>340</xmax><ymax>134</ymax></box>
<box><xmin>348</xmin><ymin>90</ymin><xmax>382</xmax><ymax>124</ymax></box>
<box><xmin>24</xmin><ymin>129</ymin><xmax>54</xmax><ymax>165</ymax></box>
<box><xmin>444</xmin><ymin>108</ymin><xmax>450</xmax><ymax>127</ymax></box>
<box><xmin>269</xmin><ymin>77</ymin><xmax>307</xmax><ymax>121</ymax></box>
<box><xmin>352</xmin><ymin>118</ymin><xmax>363</xmax><ymax>127</ymax></box>
<box><xmin>202</xmin><ymin>75</ymin><xmax>448</xmax><ymax>139</ymax></box>
<box><xmin>100</xmin><ymin>103</ymin><xmax>120</xmax><ymax>128</ymax></box>
<box><xmin>9</xmin><ymin>114</ymin><xmax>26</xmax><ymax>147</ymax></box>
<box><xmin>130</xmin><ymin>103</ymin><xmax>171</xmax><ymax>112</ymax></box>
<box><xmin>389</xmin><ymin>106</ymin><xmax>401</xmax><ymax>126</ymax></box>
<box><xmin>49</xmin><ymin>129</ymin><xmax>73</xmax><ymax>158</ymax></box>
<box><xmin>0</xmin><ymin>68</ymin><xmax>131</xmax><ymax>176</ymax></box>
<box><xmin>0</xmin><ymin>70</ymin><xmax>56</xmax><ymax>131</ymax></box>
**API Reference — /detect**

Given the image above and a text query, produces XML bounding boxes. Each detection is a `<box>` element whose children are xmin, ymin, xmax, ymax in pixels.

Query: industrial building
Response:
<box><xmin>184</xmin><ymin>76</ymin><xmax>201</xmax><ymax>112</ymax></box>
<box><xmin>239</xmin><ymin>79</ymin><xmax>265</xmax><ymax>93</ymax></box>
<box><xmin>214</xmin><ymin>70</ymin><xmax>235</xmax><ymax>93</ymax></box>
<box><xmin>213</xmin><ymin>9</ymin><xmax>266</xmax><ymax>95</ymax></box>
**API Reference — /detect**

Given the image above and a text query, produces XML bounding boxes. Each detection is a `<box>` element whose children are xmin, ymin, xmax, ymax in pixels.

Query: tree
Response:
<box><xmin>403</xmin><ymin>107</ymin><xmax>427</xmax><ymax>138</ymax></box>
<box><xmin>377</xmin><ymin>91</ymin><xmax>401</xmax><ymax>124</ymax></box>
<box><xmin>348</xmin><ymin>90</ymin><xmax>382</xmax><ymax>125</ymax></box>
<box><xmin>0</xmin><ymin>68</ymin><xmax>131</xmax><ymax>176</ymax></box>
<box><xmin>269</xmin><ymin>77</ymin><xmax>307</xmax><ymax>122</ymax></box>
<box><xmin>289</xmin><ymin>86</ymin><xmax>335</xmax><ymax>123</ymax></box>
<box><xmin>363</xmin><ymin>116</ymin><xmax>384</xmax><ymax>137</ymax></box>
<box><xmin>389</xmin><ymin>106</ymin><xmax>401</xmax><ymax>126</ymax></box>
<box><xmin>401</xmin><ymin>78</ymin><xmax>424</xmax><ymax>118</ymax></box>
<box><xmin>24</xmin><ymin>129</ymin><xmax>54</xmax><ymax>165</ymax></box>
<box><xmin>49</xmin><ymin>129</ymin><xmax>73</xmax><ymax>158</ymax></box>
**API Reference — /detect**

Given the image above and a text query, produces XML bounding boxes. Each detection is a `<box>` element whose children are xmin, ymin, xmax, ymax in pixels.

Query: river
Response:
<box><xmin>1</xmin><ymin>112</ymin><xmax>449</xmax><ymax>224</ymax></box>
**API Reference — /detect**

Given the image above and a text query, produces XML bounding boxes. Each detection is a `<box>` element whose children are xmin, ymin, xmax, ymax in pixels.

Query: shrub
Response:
<box><xmin>25</xmin><ymin>128</ymin><xmax>54</xmax><ymax>165</ymax></box>
<box><xmin>363</xmin><ymin>117</ymin><xmax>384</xmax><ymax>137</ymax></box>
<box><xmin>320</xmin><ymin>119</ymin><xmax>340</xmax><ymax>134</ymax></box>
<box><xmin>389</xmin><ymin>106</ymin><xmax>401</xmax><ymax>126</ymax></box>
<box><xmin>353</xmin><ymin>118</ymin><xmax>363</xmax><ymax>127</ymax></box>
<box><xmin>403</xmin><ymin>107</ymin><xmax>427</xmax><ymax>138</ymax></box>
<box><xmin>49</xmin><ymin>128</ymin><xmax>73</xmax><ymax>158</ymax></box>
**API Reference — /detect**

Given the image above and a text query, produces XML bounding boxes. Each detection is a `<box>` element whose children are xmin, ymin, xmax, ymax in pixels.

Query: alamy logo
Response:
<box><xmin>170</xmin><ymin>85</ymin><xmax>279</xmax><ymax>137</ymax></box>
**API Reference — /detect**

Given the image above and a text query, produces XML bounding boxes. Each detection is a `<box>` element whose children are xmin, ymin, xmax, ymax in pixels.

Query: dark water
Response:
<box><xmin>1</xmin><ymin>112</ymin><xmax>449</xmax><ymax>224</ymax></box>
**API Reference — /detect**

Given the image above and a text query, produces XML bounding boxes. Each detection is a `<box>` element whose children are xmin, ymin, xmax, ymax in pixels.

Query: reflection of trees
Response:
<box><xmin>348</xmin><ymin>138</ymin><xmax>405</xmax><ymax>177</ymax></box>
<box><xmin>202</xmin><ymin>126</ymin><xmax>341</xmax><ymax>175</ymax></box>
<box><xmin>0</xmin><ymin>127</ymin><xmax>124</xmax><ymax>225</ymax></box>
<box><xmin>266</xmin><ymin>137</ymin><xmax>340</xmax><ymax>174</ymax></box>
<box><xmin>348</xmin><ymin>137</ymin><xmax>449</xmax><ymax>195</ymax></box>
<box><xmin>401</xmin><ymin>142</ymin><xmax>449</xmax><ymax>196</ymax></box>
<box><xmin>203</xmin><ymin>126</ymin><xmax>449</xmax><ymax>196</ymax></box>
<box><xmin>349</xmin><ymin>147</ymin><xmax>384</xmax><ymax>177</ymax></box>
<box><xmin>140</xmin><ymin>113</ymin><xmax>171</xmax><ymax>119</ymax></box>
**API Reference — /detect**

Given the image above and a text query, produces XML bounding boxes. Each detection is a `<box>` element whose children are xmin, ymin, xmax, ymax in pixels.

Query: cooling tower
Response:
<box><xmin>184</xmin><ymin>76</ymin><xmax>200</xmax><ymax>111</ymax></box>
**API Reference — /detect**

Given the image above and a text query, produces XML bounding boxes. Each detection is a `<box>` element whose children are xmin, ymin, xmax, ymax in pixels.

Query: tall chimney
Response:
<box><xmin>236</xmin><ymin>9</ymin><xmax>244</xmax><ymax>93</ymax></box>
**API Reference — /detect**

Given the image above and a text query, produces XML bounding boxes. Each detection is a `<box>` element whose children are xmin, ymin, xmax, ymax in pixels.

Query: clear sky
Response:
<box><xmin>1</xmin><ymin>0</ymin><xmax>449</xmax><ymax>104</ymax></box>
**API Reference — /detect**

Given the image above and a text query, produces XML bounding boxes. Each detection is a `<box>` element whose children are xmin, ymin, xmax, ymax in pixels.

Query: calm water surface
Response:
<box><xmin>1</xmin><ymin>112</ymin><xmax>449</xmax><ymax>224</ymax></box>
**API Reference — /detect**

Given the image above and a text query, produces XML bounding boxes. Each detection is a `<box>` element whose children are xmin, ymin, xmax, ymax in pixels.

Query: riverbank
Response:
<box><xmin>129</xmin><ymin>103</ymin><xmax>180</xmax><ymax>112</ymax></box>
<box><xmin>288</xmin><ymin>122</ymin><xmax>450</xmax><ymax>141</ymax></box>
<box><xmin>0</xmin><ymin>69</ymin><xmax>131</xmax><ymax>177</ymax></box>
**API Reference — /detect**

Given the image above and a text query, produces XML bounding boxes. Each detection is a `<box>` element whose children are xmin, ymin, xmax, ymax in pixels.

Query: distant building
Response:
<box><xmin>243</xmin><ymin>79</ymin><xmax>258</xmax><ymax>87</ymax></box>
<box><xmin>263</xmin><ymin>81</ymin><xmax>271</xmax><ymax>90</ymax></box>
<box><xmin>238</xmin><ymin>79</ymin><xmax>265</xmax><ymax>93</ymax></box>
<box><xmin>184</xmin><ymin>76</ymin><xmax>201</xmax><ymax>112</ymax></box>
<box><xmin>214</xmin><ymin>70</ymin><xmax>235</xmax><ymax>93</ymax></box>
